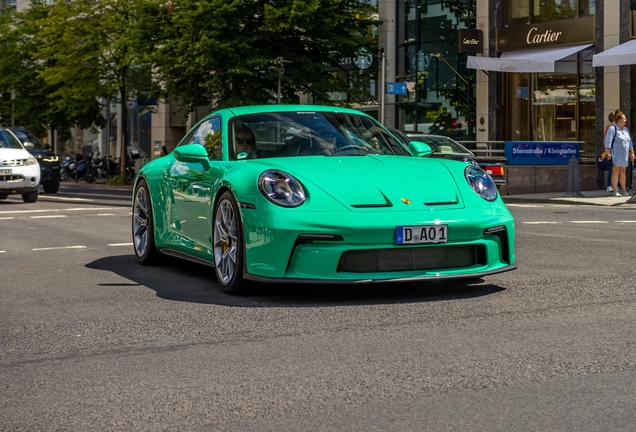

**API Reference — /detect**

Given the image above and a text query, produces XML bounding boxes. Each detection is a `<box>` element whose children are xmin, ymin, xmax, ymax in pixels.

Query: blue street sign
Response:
<box><xmin>386</xmin><ymin>82</ymin><xmax>407</xmax><ymax>95</ymax></box>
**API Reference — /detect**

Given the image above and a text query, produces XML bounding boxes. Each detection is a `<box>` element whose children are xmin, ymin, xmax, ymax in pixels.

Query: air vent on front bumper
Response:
<box><xmin>338</xmin><ymin>245</ymin><xmax>486</xmax><ymax>273</ymax></box>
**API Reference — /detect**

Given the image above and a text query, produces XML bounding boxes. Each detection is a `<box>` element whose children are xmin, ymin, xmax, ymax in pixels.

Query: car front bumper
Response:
<box><xmin>241</xmin><ymin>204</ymin><xmax>515</xmax><ymax>282</ymax></box>
<box><xmin>0</xmin><ymin>164</ymin><xmax>41</xmax><ymax>194</ymax></box>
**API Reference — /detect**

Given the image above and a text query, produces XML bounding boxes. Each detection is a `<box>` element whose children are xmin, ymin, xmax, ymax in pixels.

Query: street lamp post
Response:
<box><xmin>277</xmin><ymin>57</ymin><xmax>292</xmax><ymax>104</ymax></box>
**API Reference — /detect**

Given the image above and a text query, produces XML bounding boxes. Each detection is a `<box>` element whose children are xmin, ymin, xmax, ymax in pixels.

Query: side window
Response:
<box><xmin>179</xmin><ymin>117</ymin><xmax>222</xmax><ymax>160</ymax></box>
<box><xmin>193</xmin><ymin>117</ymin><xmax>222</xmax><ymax>160</ymax></box>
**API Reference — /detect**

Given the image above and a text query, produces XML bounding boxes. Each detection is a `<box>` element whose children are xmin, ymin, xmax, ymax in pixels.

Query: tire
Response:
<box><xmin>213</xmin><ymin>191</ymin><xmax>251</xmax><ymax>294</ymax></box>
<box><xmin>0</xmin><ymin>194</ymin><xmax>7</xmax><ymax>200</ymax></box>
<box><xmin>132</xmin><ymin>179</ymin><xmax>160</xmax><ymax>264</ymax></box>
<box><xmin>43</xmin><ymin>182</ymin><xmax>60</xmax><ymax>194</ymax></box>
<box><xmin>22</xmin><ymin>189</ymin><xmax>39</xmax><ymax>203</ymax></box>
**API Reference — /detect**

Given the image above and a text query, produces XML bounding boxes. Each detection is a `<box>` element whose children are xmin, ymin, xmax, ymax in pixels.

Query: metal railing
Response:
<box><xmin>458</xmin><ymin>141</ymin><xmax>506</xmax><ymax>160</ymax></box>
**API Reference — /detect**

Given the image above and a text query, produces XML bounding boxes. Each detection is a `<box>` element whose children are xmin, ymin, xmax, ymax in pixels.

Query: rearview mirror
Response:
<box><xmin>24</xmin><ymin>142</ymin><xmax>35</xmax><ymax>150</ymax></box>
<box><xmin>408</xmin><ymin>141</ymin><xmax>432</xmax><ymax>158</ymax></box>
<box><xmin>174</xmin><ymin>144</ymin><xmax>210</xmax><ymax>170</ymax></box>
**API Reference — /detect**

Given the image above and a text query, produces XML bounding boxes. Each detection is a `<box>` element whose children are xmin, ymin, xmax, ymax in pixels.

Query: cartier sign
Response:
<box><xmin>458</xmin><ymin>29</ymin><xmax>483</xmax><ymax>54</ymax></box>
<box><xmin>497</xmin><ymin>16</ymin><xmax>595</xmax><ymax>52</ymax></box>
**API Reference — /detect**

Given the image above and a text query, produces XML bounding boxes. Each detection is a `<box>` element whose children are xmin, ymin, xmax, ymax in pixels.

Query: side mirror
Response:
<box><xmin>24</xmin><ymin>142</ymin><xmax>35</xmax><ymax>150</ymax></box>
<box><xmin>408</xmin><ymin>141</ymin><xmax>432</xmax><ymax>158</ymax></box>
<box><xmin>174</xmin><ymin>144</ymin><xmax>210</xmax><ymax>171</ymax></box>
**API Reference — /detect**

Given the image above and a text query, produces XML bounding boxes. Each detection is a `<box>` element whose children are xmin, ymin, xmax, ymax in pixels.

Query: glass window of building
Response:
<box><xmin>505</xmin><ymin>47</ymin><xmax>595</xmax><ymax>163</ymax></box>
<box><xmin>506</xmin><ymin>0</ymin><xmax>595</xmax><ymax>25</ymax></box>
<box><xmin>400</xmin><ymin>0</ymin><xmax>476</xmax><ymax>140</ymax></box>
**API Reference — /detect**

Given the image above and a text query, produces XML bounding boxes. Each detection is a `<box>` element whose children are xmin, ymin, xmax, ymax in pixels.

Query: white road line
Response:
<box><xmin>39</xmin><ymin>196</ymin><xmax>93</xmax><ymax>201</ymax></box>
<box><xmin>615</xmin><ymin>220</ymin><xmax>636</xmax><ymax>223</ymax></box>
<box><xmin>94</xmin><ymin>213</ymin><xmax>116</xmax><ymax>216</ymax></box>
<box><xmin>30</xmin><ymin>215</ymin><xmax>67</xmax><ymax>219</ymax></box>
<box><xmin>0</xmin><ymin>217</ymin><xmax>15</xmax><ymax>220</ymax></box>
<box><xmin>32</xmin><ymin>246</ymin><xmax>87</xmax><ymax>251</ymax></box>
<box><xmin>0</xmin><ymin>207</ymin><xmax>114</xmax><ymax>215</ymax></box>
<box><xmin>522</xmin><ymin>221</ymin><xmax>561</xmax><ymax>224</ymax></box>
<box><xmin>570</xmin><ymin>221</ymin><xmax>608</xmax><ymax>224</ymax></box>
<box><xmin>505</xmin><ymin>204</ymin><xmax>545</xmax><ymax>208</ymax></box>
<box><xmin>0</xmin><ymin>251</ymin><xmax>5</xmax><ymax>253</ymax></box>
<box><xmin>108</xmin><ymin>243</ymin><xmax>133</xmax><ymax>246</ymax></box>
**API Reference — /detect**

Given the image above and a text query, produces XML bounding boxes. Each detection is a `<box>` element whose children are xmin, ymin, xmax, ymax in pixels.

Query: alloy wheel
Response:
<box><xmin>214</xmin><ymin>198</ymin><xmax>238</xmax><ymax>285</ymax></box>
<box><xmin>133</xmin><ymin>186</ymin><xmax>150</xmax><ymax>257</ymax></box>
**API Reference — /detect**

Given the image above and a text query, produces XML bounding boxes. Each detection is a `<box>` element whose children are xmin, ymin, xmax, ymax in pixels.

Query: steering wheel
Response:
<box><xmin>335</xmin><ymin>145</ymin><xmax>366</xmax><ymax>153</ymax></box>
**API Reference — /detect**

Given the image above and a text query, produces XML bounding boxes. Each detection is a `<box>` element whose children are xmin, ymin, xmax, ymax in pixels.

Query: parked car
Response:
<box><xmin>132</xmin><ymin>105</ymin><xmax>516</xmax><ymax>294</ymax></box>
<box><xmin>0</xmin><ymin>127</ymin><xmax>40</xmax><ymax>202</ymax></box>
<box><xmin>390</xmin><ymin>130</ymin><xmax>506</xmax><ymax>187</ymax></box>
<box><xmin>8</xmin><ymin>127</ymin><xmax>60</xmax><ymax>193</ymax></box>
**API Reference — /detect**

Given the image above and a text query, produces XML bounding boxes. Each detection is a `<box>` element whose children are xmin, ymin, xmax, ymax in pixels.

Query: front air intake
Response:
<box><xmin>338</xmin><ymin>245</ymin><xmax>485</xmax><ymax>273</ymax></box>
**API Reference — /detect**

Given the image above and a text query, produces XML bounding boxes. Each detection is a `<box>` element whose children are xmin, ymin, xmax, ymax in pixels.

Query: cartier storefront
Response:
<box><xmin>469</xmin><ymin>13</ymin><xmax>597</xmax><ymax>164</ymax></box>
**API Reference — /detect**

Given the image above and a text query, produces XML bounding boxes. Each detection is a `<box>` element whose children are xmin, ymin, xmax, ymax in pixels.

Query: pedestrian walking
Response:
<box><xmin>605</xmin><ymin>110</ymin><xmax>634</xmax><ymax>196</ymax></box>
<box><xmin>603</xmin><ymin>109</ymin><xmax>622</xmax><ymax>192</ymax></box>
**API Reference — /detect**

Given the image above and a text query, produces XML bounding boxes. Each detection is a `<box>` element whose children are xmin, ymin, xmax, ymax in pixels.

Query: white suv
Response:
<box><xmin>0</xmin><ymin>127</ymin><xmax>40</xmax><ymax>203</ymax></box>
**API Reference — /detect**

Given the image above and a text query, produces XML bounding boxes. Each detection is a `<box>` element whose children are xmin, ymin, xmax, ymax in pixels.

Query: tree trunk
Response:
<box><xmin>119</xmin><ymin>74</ymin><xmax>128</xmax><ymax>181</ymax></box>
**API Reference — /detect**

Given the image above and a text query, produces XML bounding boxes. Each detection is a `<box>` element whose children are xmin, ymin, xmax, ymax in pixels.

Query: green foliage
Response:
<box><xmin>0</xmin><ymin>2</ymin><xmax>104</xmax><ymax>140</ymax></box>
<box><xmin>1</xmin><ymin>0</ymin><xmax>381</xmax><ymax>145</ymax></box>
<box><xmin>135</xmin><ymin>0</ymin><xmax>382</xmax><ymax>113</ymax></box>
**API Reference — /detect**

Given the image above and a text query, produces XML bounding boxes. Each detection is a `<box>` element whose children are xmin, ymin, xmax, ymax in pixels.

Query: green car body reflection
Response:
<box><xmin>132</xmin><ymin>105</ymin><xmax>516</xmax><ymax>294</ymax></box>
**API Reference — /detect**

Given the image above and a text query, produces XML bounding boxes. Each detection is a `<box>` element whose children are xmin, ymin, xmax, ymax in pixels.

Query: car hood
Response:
<box><xmin>0</xmin><ymin>148</ymin><xmax>32</xmax><ymax>161</ymax></box>
<box><xmin>254</xmin><ymin>155</ymin><xmax>464</xmax><ymax>210</ymax></box>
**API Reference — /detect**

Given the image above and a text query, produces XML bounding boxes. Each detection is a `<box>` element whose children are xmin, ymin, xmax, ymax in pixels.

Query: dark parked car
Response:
<box><xmin>8</xmin><ymin>127</ymin><xmax>60</xmax><ymax>193</ymax></box>
<box><xmin>391</xmin><ymin>130</ymin><xmax>506</xmax><ymax>187</ymax></box>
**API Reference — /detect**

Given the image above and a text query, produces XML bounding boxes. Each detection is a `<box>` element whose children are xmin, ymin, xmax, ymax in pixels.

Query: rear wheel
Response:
<box><xmin>133</xmin><ymin>179</ymin><xmax>160</xmax><ymax>264</ymax></box>
<box><xmin>0</xmin><ymin>194</ymin><xmax>7</xmax><ymax>200</ymax></box>
<box><xmin>213</xmin><ymin>191</ymin><xmax>251</xmax><ymax>294</ymax></box>
<box><xmin>22</xmin><ymin>190</ymin><xmax>38</xmax><ymax>203</ymax></box>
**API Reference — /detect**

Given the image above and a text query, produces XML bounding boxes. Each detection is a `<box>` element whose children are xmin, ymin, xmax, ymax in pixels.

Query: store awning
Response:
<box><xmin>592</xmin><ymin>39</ymin><xmax>636</xmax><ymax>67</ymax></box>
<box><xmin>467</xmin><ymin>44</ymin><xmax>593</xmax><ymax>73</ymax></box>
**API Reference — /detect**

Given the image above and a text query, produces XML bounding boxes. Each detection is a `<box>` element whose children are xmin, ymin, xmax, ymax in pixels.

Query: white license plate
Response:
<box><xmin>0</xmin><ymin>169</ymin><xmax>11</xmax><ymax>175</ymax></box>
<box><xmin>396</xmin><ymin>225</ymin><xmax>448</xmax><ymax>245</ymax></box>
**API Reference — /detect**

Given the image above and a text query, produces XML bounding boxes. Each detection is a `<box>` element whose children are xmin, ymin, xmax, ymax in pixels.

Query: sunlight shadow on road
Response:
<box><xmin>86</xmin><ymin>254</ymin><xmax>505</xmax><ymax>308</ymax></box>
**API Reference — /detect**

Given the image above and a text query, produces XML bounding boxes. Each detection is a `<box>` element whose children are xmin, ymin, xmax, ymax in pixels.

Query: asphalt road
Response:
<box><xmin>1</xmin><ymin>189</ymin><xmax>635</xmax><ymax>431</ymax></box>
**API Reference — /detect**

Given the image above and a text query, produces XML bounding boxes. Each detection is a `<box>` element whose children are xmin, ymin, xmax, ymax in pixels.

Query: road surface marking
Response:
<box><xmin>108</xmin><ymin>243</ymin><xmax>133</xmax><ymax>247</ymax></box>
<box><xmin>39</xmin><ymin>196</ymin><xmax>93</xmax><ymax>202</ymax></box>
<box><xmin>522</xmin><ymin>221</ymin><xmax>560</xmax><ymax>224</ymax></box>
<box><xmin>32</xmin><ymin>246</ymin><xmax>87</xmax><ymax>251</ymax></box>
<box><xmin>0</xmin><ymin>251</ymin><xmax>5</xmax><ymax>253</ymax></box>
<box><xmin>30</xmin><ymin>215</ymin><xmax>67</xmax><ymax>219</ymax></box>
<box><xmin>0</xmin><ymin>207</ymin><xmax>114</xmax><ymax>215</ymax></box>
<box><xmin>0</xmin><ymin>217</ymin><xmax>14</xmax><ymax>220</ymax></box>
<box><xmin>569</xmin><ymin>221</ymin><xmax>608</xmax><ymax>224</ymax></box>
<box><xmin>615</xmin><ymin>220</ymin><xmax>636</xmax><ymax>223</ymax></box>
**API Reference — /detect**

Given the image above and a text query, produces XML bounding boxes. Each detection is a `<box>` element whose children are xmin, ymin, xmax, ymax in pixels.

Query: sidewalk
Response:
<box><xmin>503</xmin><ymin>189</ymin><xmax>636</xmax><ymax>206</ymax></box>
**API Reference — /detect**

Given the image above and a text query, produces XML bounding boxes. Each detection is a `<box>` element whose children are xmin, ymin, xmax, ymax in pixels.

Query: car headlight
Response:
<box><xmin>258</xmin><ymin>170</ymin><xmax>306</xmax><ymax>207</ymax></box>
<box><xmin>465</xmin><ymin>165</ymin><xmax>497</xmax><ymax>202</ymax></box>
<box><xmin>24</xmin><ymin>155</ymin><xmax>38</xmax><ymax>166</ymax></box>
<box><xmin>42</xmin><ymin>156</ymin><xmax>59</xmax><ymax>162</ymax></box>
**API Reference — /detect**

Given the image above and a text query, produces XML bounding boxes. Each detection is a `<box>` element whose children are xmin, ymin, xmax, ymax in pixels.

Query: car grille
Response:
<box><xmin>0</xmin><ymin>159</ymin><xmax>27</xmax><ymax>167</ymax></box>
<box><xmin>338</xmin><ymin>245</ymin><xmax>485</xmax><ymax>273</ymax></box>
<box><xmin>0</xmin><ymin>175</ymin><xmax>24</xmax><ymax>181</ymax></box>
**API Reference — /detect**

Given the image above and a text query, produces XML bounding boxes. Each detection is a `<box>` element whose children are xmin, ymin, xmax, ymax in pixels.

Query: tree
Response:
<box><xmin>35</xmin><ymin>0</ymin><xmax>156</xmax><ymax>180</ymax></box>
<box><xmin>0</xmin><ymin>2</ymin><xmax>104</xmax><ymax>151</ymax></box>
<box><xmin>135</xmin><ymin>0</ymin><xmax>381</xmax><ymax>114</ymax></box>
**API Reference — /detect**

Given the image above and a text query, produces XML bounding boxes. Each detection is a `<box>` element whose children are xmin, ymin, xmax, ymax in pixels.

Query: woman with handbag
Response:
<box><xmin>605</xmin><ymin>111</ymin><xmax>635</xmax><ymax>197</ymax></box>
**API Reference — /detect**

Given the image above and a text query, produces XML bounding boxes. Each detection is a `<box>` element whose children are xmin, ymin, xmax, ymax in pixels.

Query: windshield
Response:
<box><xmin>9</xmin><ymin>129</ymin><xmax>42</xmax><ymax>149</ymax></box>
<box><xmin>407</xmin><ymin>135</ymin><xmax>473</xmax><ymax>155</ymax></box>
<box><xmin>229</xmin><ymin>111</ymin><xmax>409</xmax><ymax>160</ymax></box>
<box><xmin>0</xmin><ymin>130</ymin><xmax>25</xmax><ymax>149</ymax></box>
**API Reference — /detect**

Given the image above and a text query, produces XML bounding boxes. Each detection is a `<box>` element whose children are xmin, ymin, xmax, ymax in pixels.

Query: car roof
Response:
<box><xmin>211</xmin><ymin>104</ymin><xmax>372</xmax><ymax>118</ymax></box>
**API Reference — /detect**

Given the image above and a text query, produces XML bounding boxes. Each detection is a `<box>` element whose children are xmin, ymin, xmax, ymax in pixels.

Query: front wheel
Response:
<box><xmin>132</xmin><ymin>179</ymin><xmax>160</xmax><ymax>264</ymax></box>
<box><xmin>22</xmin><ymin>190</ymin><xmax>38</xmax><ymax>203</ymax></box>
<box><xmin>213</xmin><ymin>191</ymin><xmax>251</xmax><ymax>294</ymax></box>
<box><xmin>43</xmin><ymin>182</ymin><xmax>60</xmax><ymax>194</ymax></box>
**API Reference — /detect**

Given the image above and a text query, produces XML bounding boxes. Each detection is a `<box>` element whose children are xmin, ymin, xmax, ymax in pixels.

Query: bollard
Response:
<box><xmin>565</xmin><ymin>155</ymin><xmax>584</xmax><ymax>197</ymax></box>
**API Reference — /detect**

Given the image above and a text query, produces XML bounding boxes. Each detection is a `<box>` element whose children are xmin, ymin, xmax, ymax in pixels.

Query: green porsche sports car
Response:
<box><xmin>132</xmin><ymin>105</ymin><xmax>516</xmax><ymax>294</ymax></box>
